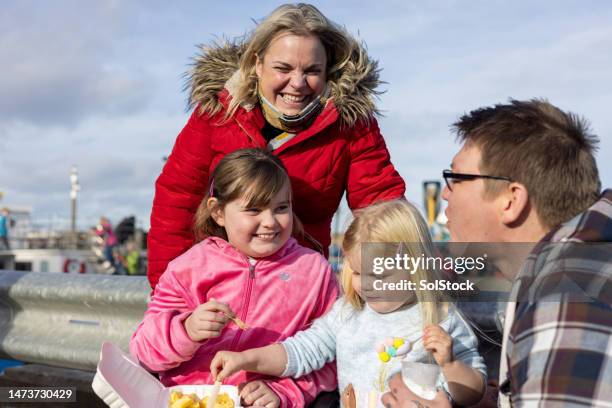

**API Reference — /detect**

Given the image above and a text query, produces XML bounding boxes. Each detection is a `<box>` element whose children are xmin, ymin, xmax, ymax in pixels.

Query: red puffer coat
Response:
<box><xmin>148</xmin><ymin>41</ymin><xmax>405</xmax><ymax>289</ymax></box>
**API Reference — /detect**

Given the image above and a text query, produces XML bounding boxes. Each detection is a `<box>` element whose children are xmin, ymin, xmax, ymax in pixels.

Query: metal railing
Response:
<box><xmin>0</xmin><ymin>270</ymin><xmax>506</xmax><ymax>376</ymax></box>
<box><xmin>0</xmin><ymin>270</ymin><xmax>149</xmax><ymax>371</ymax></box>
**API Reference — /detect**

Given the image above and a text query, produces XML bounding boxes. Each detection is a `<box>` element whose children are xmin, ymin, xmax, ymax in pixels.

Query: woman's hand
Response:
<box><xmin>239</xmin><ymin>380</ymin><xmax>280</xmax><ymax>408</ymax></box>
<box><xmin>422</xmin><ymin>325</ymin><xmax>453</xmax><ymax>367</ymax></box>
<box><xmin>184</xmin><ymin>299</ymin><xmax>234</xmax><ymax>342</ymax></box>
<box><xmin>210</xmin><ymin>350</ymin><xmax>249</xmax><ymax>381</ymax></box>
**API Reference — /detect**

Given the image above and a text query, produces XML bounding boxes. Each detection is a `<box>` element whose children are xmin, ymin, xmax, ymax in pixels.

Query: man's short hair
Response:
<box><xmin>452</xmin><ymin>99</ymin><xmax>601</xmax><ymax>229</ymax></box>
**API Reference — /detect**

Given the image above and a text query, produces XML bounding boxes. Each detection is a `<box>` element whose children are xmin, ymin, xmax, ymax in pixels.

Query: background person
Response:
<box><xmin>95</xmin><ymin>216</ymin><xmax>118</xmax><ymax>273</ymax></box>
<box><xmin>147</xmin><ymin>3</ymin><xmax>405</xmax><ymax>290</ymax></box>
<box><xmin>121</xmin><ymin>240</ymin><xmax>141</xmax><ymax>275</ymax></box>
<box><xmin>0</xmin><ymin>208</ymin><xmax>10</xmax><ymax>250</ymax></box>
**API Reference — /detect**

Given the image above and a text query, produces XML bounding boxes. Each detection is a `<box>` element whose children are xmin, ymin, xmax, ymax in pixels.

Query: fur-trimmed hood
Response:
<box><xmin>185</xmin><ymin>37</ymin><xmax>384</xmax><ymax>127</ymax></box>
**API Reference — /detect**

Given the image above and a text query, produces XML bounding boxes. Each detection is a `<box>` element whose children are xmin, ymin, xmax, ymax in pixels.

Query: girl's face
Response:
<box><xmin>256</xmin><ymin>33</ymin><xmax>327</xmax><ymax>116</ymax></box>
<box><xmin>347</xmin><ymin>250</ymin><xmax>411</xmax><ymax>314</ymax></box>
<box><xmin>210</xmin><ymin>182</ymin><xmax>293</xmax><ymax>258</ymax></box>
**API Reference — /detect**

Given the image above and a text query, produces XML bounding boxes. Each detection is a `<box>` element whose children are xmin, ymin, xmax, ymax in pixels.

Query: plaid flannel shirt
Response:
<box><xmin>503</xmin><ymin>189</ymin><xmax>612</xmax><ymax>407</ymax></box>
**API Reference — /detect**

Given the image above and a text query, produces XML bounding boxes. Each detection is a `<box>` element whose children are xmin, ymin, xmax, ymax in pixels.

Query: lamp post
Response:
<box><xmin>69</xmin><ymin>166</ymin><xmax>80</xmax><ymax>247</ymax></box>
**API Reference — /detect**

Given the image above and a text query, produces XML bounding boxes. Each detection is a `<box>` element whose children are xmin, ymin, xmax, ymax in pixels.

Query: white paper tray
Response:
<box><xmin>92</xmin><ymin>342</ymin><xmax>241</xmax><ymax>408</ymax></box>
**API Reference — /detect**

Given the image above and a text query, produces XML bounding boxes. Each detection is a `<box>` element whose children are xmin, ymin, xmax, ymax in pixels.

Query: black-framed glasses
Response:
<box><xmin>443</xmin><ymin>169</ymin><xmax>512</xmax><ymax>191</ymax></box>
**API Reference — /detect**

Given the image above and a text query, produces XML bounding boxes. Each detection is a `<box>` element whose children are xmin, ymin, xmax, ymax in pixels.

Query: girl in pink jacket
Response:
<box><xmin>130</xmin><ymin>149</ymin><xmax>339</xmax><ymax>408</ymax></box>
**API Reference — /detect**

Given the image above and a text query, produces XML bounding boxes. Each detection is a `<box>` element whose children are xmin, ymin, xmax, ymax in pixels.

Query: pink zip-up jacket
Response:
<box><xmin>130</xmin><ymin>236</ymin><xmax>339</xmax><ymax>407</ymax></box>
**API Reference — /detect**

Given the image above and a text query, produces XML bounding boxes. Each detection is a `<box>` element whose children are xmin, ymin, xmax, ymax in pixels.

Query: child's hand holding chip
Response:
<box><xmin>184</xmin><ymin>299</ymin><xmax>236</xmax><ymax>342</ymax></box>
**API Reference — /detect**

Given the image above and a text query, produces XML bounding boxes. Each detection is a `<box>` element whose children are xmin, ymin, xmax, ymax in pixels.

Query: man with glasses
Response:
<box><xmin>383</xmin><ymin>99</ymin><xmax>611</xmax><ymax>407</ymax></box>
<box><xmin>443</xmin><ymin>170</ymin><xmax>512</xmax><ymax>187</ymax></box>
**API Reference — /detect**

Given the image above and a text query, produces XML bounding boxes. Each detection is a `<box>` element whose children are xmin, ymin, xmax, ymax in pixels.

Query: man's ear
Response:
<box><xmin>207</xmin><ymin>198</ymin><xmax>225</xmax><ymax>227</ymax></box>
<box><xmin>500</xmin><ymin>182</ymin><xmax>529</xmax><ymax>225</ymax></box>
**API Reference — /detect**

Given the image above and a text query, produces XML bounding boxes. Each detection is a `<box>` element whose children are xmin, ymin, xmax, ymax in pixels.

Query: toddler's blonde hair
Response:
<box><xmin>341</xmin><ymin>200</ymin><xmax>447</xmax><ymax>326</ymax></box>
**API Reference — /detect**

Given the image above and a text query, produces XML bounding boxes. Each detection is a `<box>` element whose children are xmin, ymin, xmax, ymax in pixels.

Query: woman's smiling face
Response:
<box><xmin>256</xmin><ymin>33</ymin><xmax>327</xmax><ymax>116</ymax></box>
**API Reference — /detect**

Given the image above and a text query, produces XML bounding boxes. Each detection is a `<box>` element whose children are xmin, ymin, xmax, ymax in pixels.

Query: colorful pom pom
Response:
<box><xmin>387</xmin><ymin>347</ymin><xmax>397</xmax><ymax>357</ymax></box>
<box><xmin>393</xmin><ymin>338</ymin><xmax>405</xmax><ymax>348</ymax></box>
<box><xmin>378</xmin><ymin>352</ymin><xmax>390</xmax><ymax>362</ymax></box>
<box><xmin>375</xmin><ymin>343</ymin><xmax>385</xmax><ymax>353</ymax></box>
<box><xmin>385</xmin><ymin>337</ymin><xmax>394</xmax><ymax>347</ymax></box>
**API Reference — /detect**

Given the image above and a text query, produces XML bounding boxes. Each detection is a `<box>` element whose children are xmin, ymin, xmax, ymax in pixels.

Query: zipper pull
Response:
<box><xmin>249</xmin><ymin>262</ymin><xmax>255</xmax><ymax>278</ymax></box>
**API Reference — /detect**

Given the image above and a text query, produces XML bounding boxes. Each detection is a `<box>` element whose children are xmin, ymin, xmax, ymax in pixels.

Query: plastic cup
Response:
<box><xmin>400</xmin><ymin>361</ymin><xmax>440</xmax><ymax>400</ymax></box>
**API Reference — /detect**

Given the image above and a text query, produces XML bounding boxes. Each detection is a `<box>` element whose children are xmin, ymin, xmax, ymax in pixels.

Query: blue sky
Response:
<box><xmin>1</xmin><ymin>0</ymin><xmax>610</xmax><ymax>230</ymax></box>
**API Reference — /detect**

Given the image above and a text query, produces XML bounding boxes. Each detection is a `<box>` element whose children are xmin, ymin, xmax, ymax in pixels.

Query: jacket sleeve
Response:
<box><xmin>435</xmin><ymin>312</ymin><xmax>487</xmax><ymax>401</ymax></box>
<box><xmin>346</xmin><ymin>118</ymin><xmax>406</xmax><ymax>210</ymax></box>
<box><xmin>147</xmin><ymin>109</ymin><xmax>213</xmax><ymax>289</ymax></box>
<box><xmin>265</xmin><ymin>263</ymin><xmax>340</xmax><ymax>407</ymax></box>
<box><xmin>281</xmin><ymin>299</ymin><xmax>341</xmax><ymax>378</ymax></box>
<box><xmin>130</xmin><ymin>266</ymin><xmax>202</xmax><ymax>372</ymax></box>
<box><xmin>448</xmin><ymin>311</ymin><xmax>487</xmax><ymax>379</ymax></box>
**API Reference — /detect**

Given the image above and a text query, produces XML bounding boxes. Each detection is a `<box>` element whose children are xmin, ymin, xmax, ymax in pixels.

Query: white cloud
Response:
<box><xmin>0</xmin><ymin>111</ymin><xmax>188</xmax><ymax>229</ymax></box>
<box><xmin>0</xmin><ymin>0</ymin><xmax>610</xmax><ymax>235</ymax></box>
<box><xmin>0</xmin><ymin>0</ymin><xmax>156</xmax><ymax>128</ymax></box>
<box><xmin>377</xmin><ymin>14</ymin><xmax>612</xmax><ymax>201</ymax></box>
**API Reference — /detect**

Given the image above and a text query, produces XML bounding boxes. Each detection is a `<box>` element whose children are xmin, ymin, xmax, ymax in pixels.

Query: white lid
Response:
<box><xmin>92</xmin><ymin>342</ymin><xmax>164</xmax><ymax>408</ymax></box>
<box><xmin>92</xmin><ymin>342</ymin><xmax>241</xmax><ymax>408</ymax></box>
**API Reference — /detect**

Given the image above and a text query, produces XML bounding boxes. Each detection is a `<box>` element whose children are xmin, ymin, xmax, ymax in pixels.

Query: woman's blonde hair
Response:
<box><xmin>341</xmin><ymin>200</ymin><xmax>448</xmax><ymax>326</ymax></box>
<box><xmin>226</xmin><ymin>3</ymin><xmax>354</xmax><ymax>118</ymax></box>
<box><xmin>194</xmin><ymin>148</ymin><xmax>304</xmax><ymax>242</ymax></box>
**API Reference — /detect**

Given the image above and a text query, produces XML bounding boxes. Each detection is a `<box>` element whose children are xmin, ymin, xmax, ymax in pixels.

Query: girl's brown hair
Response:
<box><xmin>194</xmin><ymin>148</ymin><xmax>304</xmax><ymax>242</ymax></box>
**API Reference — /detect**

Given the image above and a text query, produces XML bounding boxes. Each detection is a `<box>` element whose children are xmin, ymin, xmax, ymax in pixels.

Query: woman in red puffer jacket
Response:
<box><xmin>148</xmin><ymin>3</ymin><xmax>405</xmax><ymax>289</ymax></box>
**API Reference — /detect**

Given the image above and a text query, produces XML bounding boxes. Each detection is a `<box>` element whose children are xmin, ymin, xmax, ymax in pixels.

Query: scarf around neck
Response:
<box><xmin>257</xmin><ymin>84</ymin><xmax>330</xmax><ymax>133</ymax></box>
